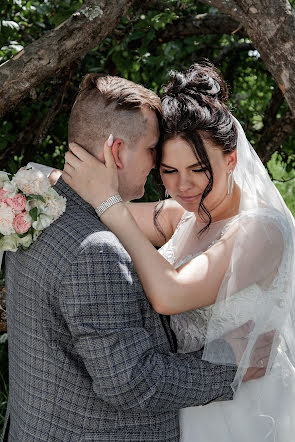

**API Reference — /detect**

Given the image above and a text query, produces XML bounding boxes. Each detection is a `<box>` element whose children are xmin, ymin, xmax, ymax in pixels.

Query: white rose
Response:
<box><xmin>12</xmin><ymin>169</ymin><xmax>50</xmax><ymax>195</ymax></box>
<box><xmin>0</xmin><ymin>172</ymin><xmax>10</xmax><ymax>188</ymax></box>
<box><xmin>0</xmin><ymin>233</ymin><xmax>19</xmax><ymax>252</ymax></box>
<box><xmin>32</xmin><ymin>213</ymin><xmax>53</xmax><ymax>231</ymax></box>
<box><xmin>26</xmin><ymin>198</ymin><xmax>46</xmax><ymax>212</ymax></box>
<box><xmin>0</xmin><ymin>202</ymin><xmax>15</xmax><ymax>235</ymax></box>
<box><xmin>3</xmin><ymin>180</ymin><xmax>17</xmax><ymax>198</ymax></box>
<box><xmin>44</xmin><ymin>189</ymin><xmax>66</xmax><ymax>219</ymax></box>
<box><xmin>17</xmin><ymin>233</ymin><xmax>33</xmax><ymax>248</ymax></box>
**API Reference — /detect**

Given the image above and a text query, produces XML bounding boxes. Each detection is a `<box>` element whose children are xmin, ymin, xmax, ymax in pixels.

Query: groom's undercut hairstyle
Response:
<box><xmin>68</xmin><ymin>74</ymin><xmax>161</xmax><ymax>155</ymax></box>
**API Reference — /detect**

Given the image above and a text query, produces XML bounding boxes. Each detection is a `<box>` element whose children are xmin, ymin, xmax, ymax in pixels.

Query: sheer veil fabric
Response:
<box><xmin>197</xmin><ymin>117</ymin><xmax>295</xmax><ymax>439</ymax></box>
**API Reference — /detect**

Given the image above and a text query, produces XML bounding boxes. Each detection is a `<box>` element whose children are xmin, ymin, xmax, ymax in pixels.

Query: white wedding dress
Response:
<box><xmin>159</xmin><ymin>210</ymin><xmax>295</xmax><ymax>442</ymax></box>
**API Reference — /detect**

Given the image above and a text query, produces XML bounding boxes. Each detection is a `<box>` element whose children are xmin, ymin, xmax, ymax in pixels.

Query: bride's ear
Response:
<box><xmin>110</xmin><ymin>139</ymin><xmax>125</xmax><ymax>169</ymax></box>
<box><xmin>227</xmin><ymin>149</ymin><xmax>237</xmax><ymax>171</ymax></box>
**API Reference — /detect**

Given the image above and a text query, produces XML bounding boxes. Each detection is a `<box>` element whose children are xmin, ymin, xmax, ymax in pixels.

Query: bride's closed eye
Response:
<box><xmin>192</xmin><ymin>166</ymin><xmax>208</xmax><ymax>173</ymax></box>
<box><xmin>162</xmin><ymin>169</ymin><xmax>177</xmax><ymax>174</ymax></box>
<box><xmin>162</xmin><ymin>167</ymin><xmax>207</xmax><ymax>174</ymax></box>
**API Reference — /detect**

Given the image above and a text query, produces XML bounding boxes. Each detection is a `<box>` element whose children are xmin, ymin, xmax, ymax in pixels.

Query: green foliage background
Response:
<box><xmin>0</xmin><ymin>0</ymin><xmax>294</xmax><ymax>432</ymax></box>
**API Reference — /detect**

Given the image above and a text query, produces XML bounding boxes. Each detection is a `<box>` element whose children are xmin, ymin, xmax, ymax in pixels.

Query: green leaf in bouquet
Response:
<box><xmin>17</xmin><ymin>233</ymin><xmax>27</xmax><ymax>238</ymax></box>
<box><xmin>29</xmin><ymin>207</ymin><xmax>38</xmax><ymax>222</ymax></box>
<box><xmin>27</xmin><ymin>194</ymin><xmax>45</xmax><ymax>203</ymax></box>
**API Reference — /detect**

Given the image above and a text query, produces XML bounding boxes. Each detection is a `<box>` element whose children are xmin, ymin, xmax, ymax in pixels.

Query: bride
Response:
<box><xmin>61</xmin><ymin>63</ymin><xmax>295</xmax><ymax>441</ymax></box>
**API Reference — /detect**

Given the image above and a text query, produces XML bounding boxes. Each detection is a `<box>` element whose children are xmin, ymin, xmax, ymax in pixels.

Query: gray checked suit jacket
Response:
<box><xmin>2</xmin><ymin>178</ymin><xmax>236</xmax><ymax>442</ymax></box>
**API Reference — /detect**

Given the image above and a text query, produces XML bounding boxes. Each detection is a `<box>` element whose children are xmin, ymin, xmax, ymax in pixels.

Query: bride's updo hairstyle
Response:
<box><xmin>159</xmin><ymin>62</ymin><xmax>238</xmax><ymax>234</ymax></box>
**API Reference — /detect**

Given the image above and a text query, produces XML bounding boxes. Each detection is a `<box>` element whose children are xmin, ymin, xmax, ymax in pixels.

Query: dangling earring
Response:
<box><xmin>165</xmin><ymin>189</ymin><xmax>169</xmax><ymax>198</ymax></box>
<box><xmin>227</xmin><ymin>170</ymin><xmax>234</xmax><ymax>195</ymax></box>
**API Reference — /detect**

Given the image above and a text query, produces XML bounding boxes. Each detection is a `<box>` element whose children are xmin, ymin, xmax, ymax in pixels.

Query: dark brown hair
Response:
<box><xmin>158</xmin><ymin>62</ymin><xmax>238</xmax><ymax>235</ymax></box>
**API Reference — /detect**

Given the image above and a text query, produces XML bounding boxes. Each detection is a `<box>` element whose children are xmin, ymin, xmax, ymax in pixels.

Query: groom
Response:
<box><xmin>2</xmin><ymin>75</ymin><xmax>269</xmax><ymax>441</ymax></box>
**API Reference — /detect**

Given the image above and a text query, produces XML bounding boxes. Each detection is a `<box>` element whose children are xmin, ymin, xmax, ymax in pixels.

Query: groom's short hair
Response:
<box><xmin>68</xmin><ymin>74</ymin><xmax>161</xmax><ymax>154</ymax></box>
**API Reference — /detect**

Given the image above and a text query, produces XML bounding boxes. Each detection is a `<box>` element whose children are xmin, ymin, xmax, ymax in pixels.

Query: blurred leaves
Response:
<box><xmin>0</xmin><ymin>0</ymin><xmax>294</xmax><ymax>209</ymax></box>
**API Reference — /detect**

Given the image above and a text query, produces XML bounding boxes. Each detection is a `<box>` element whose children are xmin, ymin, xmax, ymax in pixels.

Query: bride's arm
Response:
<box><xmin>62</xmin><ymin>142</ymin><xmax>283</xmax><ymax>315</ymax></box>
<box><xmin>97</xmin><ymin>201</ymin><xmax>235</xmax><ymax>314</ymax></box>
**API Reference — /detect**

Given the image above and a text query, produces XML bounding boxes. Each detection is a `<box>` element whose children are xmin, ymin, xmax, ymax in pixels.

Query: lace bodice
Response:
<box><xmin>159</xmin><ymin>210</ymin><xmax>290</xmax><ymax>354</ymax></box>
<box><xmin>159</xmin><ymin>211</ymin><xmax>227</xmax><ymax>353</ymax></box>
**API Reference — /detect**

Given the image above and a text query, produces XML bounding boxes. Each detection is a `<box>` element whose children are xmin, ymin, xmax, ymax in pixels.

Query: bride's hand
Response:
<box><xmin>48</xmin><ymin>169</ymin><xmax>62</xmax><ymax>186</ymax></box>
<box><xmin>62</xmin><ymin>136</ymin><xmax>119</xmax><ymax>208</ymax></box>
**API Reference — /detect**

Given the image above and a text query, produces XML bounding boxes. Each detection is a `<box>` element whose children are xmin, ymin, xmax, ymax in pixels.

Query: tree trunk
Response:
<box><xmin>161</xmin><ymin>13</ymin><xmax>245</xmax><ymax>41</ymax></box>
<box><xmin>199</xmin><ymin>0</ymin><xmax>295</xmax><ymax>115</ymax></box>
<box><xmin>0</xmin><ymin>0</ymin><xmax>135</xmax><ymax>118</ymax></box>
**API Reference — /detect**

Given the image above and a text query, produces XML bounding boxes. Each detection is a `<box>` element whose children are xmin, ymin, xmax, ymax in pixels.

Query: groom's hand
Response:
<box><xmin>223</xmin><ymin>321</ymin><xmax>276</xmax><ymax>382</ymax></box>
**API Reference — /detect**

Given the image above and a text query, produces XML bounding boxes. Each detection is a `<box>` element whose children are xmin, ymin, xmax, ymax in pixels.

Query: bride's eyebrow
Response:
<box><xmin>160</xmin><ymin>163</ymin><xmax>177</xmax><ymax>169</ymax></box>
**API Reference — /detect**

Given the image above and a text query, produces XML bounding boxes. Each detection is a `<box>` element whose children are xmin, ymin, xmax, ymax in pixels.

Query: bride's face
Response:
<box><xmin>160</xmin><ymin>136</ymin><xmax>236</xmax><ymax>216</ymax></box>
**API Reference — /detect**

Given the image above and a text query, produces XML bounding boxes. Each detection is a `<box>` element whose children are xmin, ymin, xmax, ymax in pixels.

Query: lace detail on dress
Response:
<box><xmin>159</xmin><ymin>208</ymin><xmax>292</xmax><ymax>355</ymax></box>
<box><xmin>159</xmin><ymin>211</ymin><xmax>228</xmax><ymax>353</ymax></box>
<box><xmin>158</xmin><ymin>211</ymin><xmax>194</xmax><ymax>266</ymax></box>
<box><xmin>170</xmin><ymin>306</ymin><xmax>212</xmax><ymax>353</ymax></box>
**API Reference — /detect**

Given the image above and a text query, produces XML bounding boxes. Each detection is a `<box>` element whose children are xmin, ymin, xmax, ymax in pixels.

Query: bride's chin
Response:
<box><xmin>176</xmin><ymin>197</ymin><xmax>201</xmax><ymax>211</ymax></box>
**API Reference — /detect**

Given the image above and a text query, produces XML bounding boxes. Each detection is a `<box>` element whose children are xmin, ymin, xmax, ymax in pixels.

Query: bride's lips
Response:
<box><xmin>178</xmin><ymin>194</ymin><xmax>201</xmax><ymax>203</ymax></box>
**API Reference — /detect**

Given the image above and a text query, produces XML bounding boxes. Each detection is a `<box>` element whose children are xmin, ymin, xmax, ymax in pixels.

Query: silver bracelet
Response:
<box><xmin>95</xmin><ymin>194</ymin><xmax>123</xmax><ymax>218</ymax></box>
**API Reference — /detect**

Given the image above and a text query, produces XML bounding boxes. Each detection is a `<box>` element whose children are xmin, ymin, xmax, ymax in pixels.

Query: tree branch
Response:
<box><xmin>160</xmin><ymin>13</ymin><xmax>245</xmax><ymax>41</ymax></box>
<box><xmin>200</xmin><ymin>0</ymin><xmax>295</xmax><ymax>115</ymax></box>
<box><xmin>33</xmin><ymin>64</ymin><xmax>75</xmax><ymax>145</ymax></box>
<box><xmin>0</xmin><ymin>0</ymin><xmax>136</xmax><ymax>118</ymax></box>
<box><xmin>198</xmin><ymin>0</ymin><xmax>244</xmax><ymax>22</ymax></box>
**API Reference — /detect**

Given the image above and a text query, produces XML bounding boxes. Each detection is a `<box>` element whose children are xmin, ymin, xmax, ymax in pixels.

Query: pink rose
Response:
<box><xmin>0</xmin><ymin>188</ymin><xmax>8</xmax><ymax>203</ymax></box>
<box><xmin>12</xmin><ymin>213</ymin><xmax>31</xmax><ymax>234</ymax></box>
<box><xmin>6</xmin><ymin>193</ymin><xmax>27</xmax><ymax>213</ymax></box>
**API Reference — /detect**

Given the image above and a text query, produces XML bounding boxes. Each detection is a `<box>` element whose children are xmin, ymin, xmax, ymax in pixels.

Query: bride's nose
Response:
<box><xmin>177</xmin><ymin>174</ymin><xmax>193</xmax><ymax>192</ymax></box>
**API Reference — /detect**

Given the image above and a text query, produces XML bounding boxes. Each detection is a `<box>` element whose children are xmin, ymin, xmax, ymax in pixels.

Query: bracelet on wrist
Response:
<box><xmin>95</xmin><ymin>194</ymin><xmax>123</xmax><ymax>218</ymax></box>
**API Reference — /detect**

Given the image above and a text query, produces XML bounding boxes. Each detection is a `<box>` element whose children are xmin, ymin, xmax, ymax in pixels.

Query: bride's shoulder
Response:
<box><xmin>163</xmin><ymin>199</ymin><xmax>187</xmax><ymax>232</ymax></box>
<box><xmin>236</xmin><ymin>206</ymin><xmax>291</xmax><ymax>235</ymax></box>
<box><xmin>235</xmin><ymin>193</ymin><xmax>291</xmax><ymax>230</ymax></box>
<box><xmin>223</xmin><ymin>206</ymin><xmax>292</xmax><ymax>261</ymax></box>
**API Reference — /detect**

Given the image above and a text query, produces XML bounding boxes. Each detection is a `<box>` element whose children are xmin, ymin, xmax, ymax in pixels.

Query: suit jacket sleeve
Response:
<box><xmin>60</xmin><ymin>240</ymin><xmax>236</xmax><ymax>412</ymax></box>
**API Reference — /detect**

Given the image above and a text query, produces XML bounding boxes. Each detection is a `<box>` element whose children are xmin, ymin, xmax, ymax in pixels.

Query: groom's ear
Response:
<box><xmin>110</xmin><ymin>139</ymin><xmax>125</xmax><ymax>169</ymax></box>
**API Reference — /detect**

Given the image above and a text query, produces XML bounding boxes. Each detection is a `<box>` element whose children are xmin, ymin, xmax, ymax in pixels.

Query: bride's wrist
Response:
<box><xmin>94</xmin><ymin>194</ymin><xmax>122</xmax><ymax>216</ymax></box>
<box><xmin>90</xmin><ymin>190</ymin><xmax>120</xmax><ymax>210</ymax></box>
<box><xmin>93</xmin><ymin>193</ymin><xmax>126</xmax><ymax>221</ymax></box>
<box><xmin>99</xmin><ymin>201</ymin><xmax>126</xmax><ymax>224</ymax></box>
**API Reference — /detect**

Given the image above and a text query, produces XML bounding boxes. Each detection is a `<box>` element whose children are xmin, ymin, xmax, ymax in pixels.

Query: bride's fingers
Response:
<box><xmin>68</xmin><ymin>142</ymin><xmax>92</xmax><ymax>162</ymax></box>
<box><xmin>62</xmin><ymin>169</ymin><xmax>72</xmax><ymax>183</ymax></box>
<box><xmin>64</xmin><ymin>151</ymin><xmax>82</xmax><ymax>169</ymax></box>
<box><xmin>63</xmin><ymin>162</ymin><xmax>75</xmax><ymax>178</ymax></box>
<box><xmin>103</xmin><ymin>137</ymin><xmax>117</xmax><ymax>170</ymax></box>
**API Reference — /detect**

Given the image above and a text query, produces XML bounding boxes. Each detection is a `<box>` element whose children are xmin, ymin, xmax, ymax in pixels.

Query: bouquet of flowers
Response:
<box><xmin>0</xmin><ymin>168</ymin><xmax>66</xmax><ymax>256</ymax></box>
